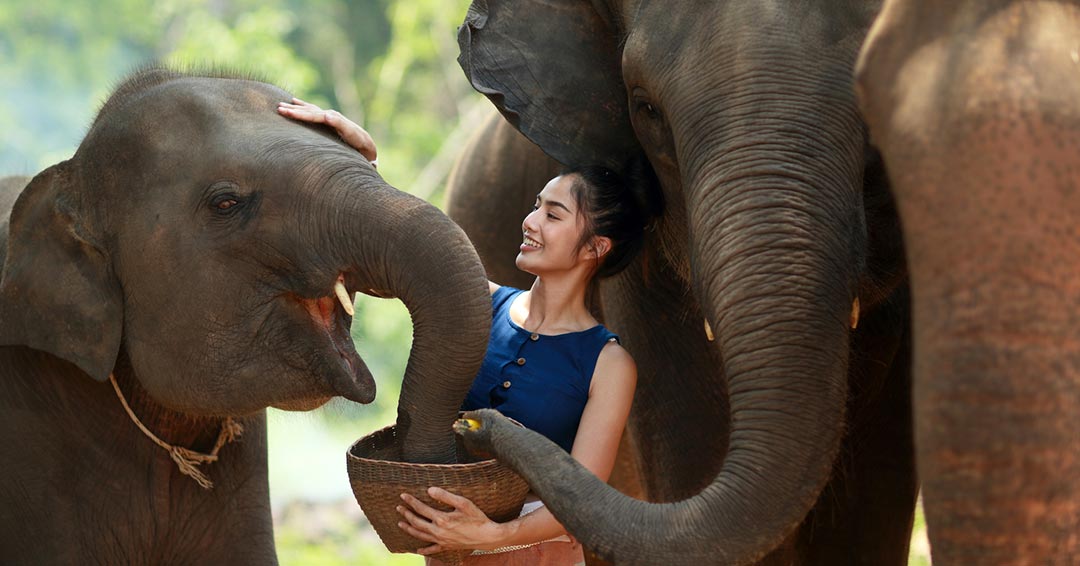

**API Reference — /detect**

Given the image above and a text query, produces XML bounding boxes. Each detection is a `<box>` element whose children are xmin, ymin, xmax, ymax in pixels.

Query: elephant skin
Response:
<box><xmin>0</xmin><ymin>68</ymin><xmax>491</xmax><ymax>564</ymax></box>
<box><xmin>856</xmin><ymin>1</ymin><xmax>1080</xmax><ymax>563</ymax></box>
<box><xmin>449</xmin><ymin>1</ymin><xmax>917</xmax><ymax>565</ymax></box>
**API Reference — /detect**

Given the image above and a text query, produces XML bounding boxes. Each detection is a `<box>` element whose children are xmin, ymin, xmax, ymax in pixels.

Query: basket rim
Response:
<box><xmin>346</xmin><ymin>423</ymin><xmax>502</xmax><ymax>471</ymax></box>
<box><xmin>347</xmin><ymin>417</ymin><xmax>528</xmax><ymax>471</ymax></box>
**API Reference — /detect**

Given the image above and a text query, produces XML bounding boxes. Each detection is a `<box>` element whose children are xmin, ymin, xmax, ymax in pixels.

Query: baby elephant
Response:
<box><xmin>0</xmin><ymin>68</ymin><xmax>490</xmax><ymax>564</ymax></box>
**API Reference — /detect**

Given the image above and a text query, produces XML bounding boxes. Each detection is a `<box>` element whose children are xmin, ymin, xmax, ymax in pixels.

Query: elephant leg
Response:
<box><xmin>858</xmin><ymin>3</ymin><xmax>1080</xmax><ymax>562</ymax></box>
<box><xmin>445</xmin><ymin>111</ymin><xmax>562</xmax><ymax>289</ymax></box>
<box><xmin>794</xmin><ymin>292</ymin><xmax>918</xmax><ymax>566</ymax></box>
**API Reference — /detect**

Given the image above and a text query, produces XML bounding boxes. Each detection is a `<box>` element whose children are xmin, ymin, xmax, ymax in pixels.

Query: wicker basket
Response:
<box><xmin>347</xmin><ymin>423</ymin><xmax>530</xmax><ymax>566</ymax></box>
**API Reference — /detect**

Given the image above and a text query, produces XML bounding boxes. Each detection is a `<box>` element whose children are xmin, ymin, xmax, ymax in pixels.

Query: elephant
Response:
<box><xmin>446</xmin><ymin>1</ymin><xmax>916</xmax><ymax>565</ymax></box>
<box><xmin>856</xmin><ymin>1</ymin><xmax>1080</xmax><ymax>563</ymax></box>
<box><xmin>0</xmin><ymin>67</ymin><xmax>491</xmax><ymax>564</ymax></box>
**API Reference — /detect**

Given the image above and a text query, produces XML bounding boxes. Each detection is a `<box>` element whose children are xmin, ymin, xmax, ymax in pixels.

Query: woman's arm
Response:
<box><xmin>276</xmin><ymin>98</ymin><xmax>378</xmax><ymax>164</ymax></box>
<box><xmin>396</xmin><ymin>342</ymin><xmax>637</xmax><ymax>554</ymax></box>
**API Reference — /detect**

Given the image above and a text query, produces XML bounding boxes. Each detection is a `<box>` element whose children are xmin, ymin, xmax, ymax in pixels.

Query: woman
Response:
<box><xmin>280</xmin><ymin>98</ymin><xmax>659</xmax><ymax>565</ymax></box>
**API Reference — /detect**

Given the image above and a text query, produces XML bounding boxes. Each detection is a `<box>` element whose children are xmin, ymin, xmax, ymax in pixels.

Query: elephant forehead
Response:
<box><xmin>87</xmin><ymin>79</ymin><xmax>338</xmax><ymax>174</ymax></box>
<box><xmin>145</xmin><ymin>79</ymin><xmax>283</xmax><ymax>132</ymax></box>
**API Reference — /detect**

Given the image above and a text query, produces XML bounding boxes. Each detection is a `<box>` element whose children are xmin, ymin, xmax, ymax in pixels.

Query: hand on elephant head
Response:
<box><xmin>277</xmin><ymin>97</ymin><xmax>378</xmax><ymax>167</ymax></box>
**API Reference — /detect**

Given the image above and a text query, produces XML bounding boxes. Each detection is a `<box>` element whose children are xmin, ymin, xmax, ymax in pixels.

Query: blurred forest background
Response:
<box><xmin>0</xmin><ymin>0</ymin><xmax>930</xmax><ymax>564</ymax></box>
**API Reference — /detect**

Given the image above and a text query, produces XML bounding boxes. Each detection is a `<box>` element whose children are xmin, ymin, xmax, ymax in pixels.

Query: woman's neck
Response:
<box><xmin>519</xmin><ymin>273</ymin><xmax>597</xmax><ymax>334</ymax></box>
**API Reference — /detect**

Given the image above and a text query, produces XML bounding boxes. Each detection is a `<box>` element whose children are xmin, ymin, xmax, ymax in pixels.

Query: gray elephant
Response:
<box><xmin>857</xmin><ymin>1</ymin><xmax>1080</xmax><ymax>563</ymax></box>
<box><xmin>447</xmin><ymin>1</ymin><xmax>915</xmax><ymax>565</ymax></box>
<box><xmin>0</xmin><ymin>67</ymin><xmax>491</xmax><ymax>564</ymax></box>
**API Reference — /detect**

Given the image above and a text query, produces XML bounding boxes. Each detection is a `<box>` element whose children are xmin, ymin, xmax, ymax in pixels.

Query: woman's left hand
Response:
<box><xmin>397</xmin><ymin>487</ymin><xmax>507</xmax><ymax>554</ymax></box>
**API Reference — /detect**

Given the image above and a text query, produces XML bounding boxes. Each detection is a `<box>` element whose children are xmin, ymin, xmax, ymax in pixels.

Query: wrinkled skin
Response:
<box><xmin>857</xmin><ymin>1</ymin><xmax>1080</xmax><ymax>563</ymax></box>
<box><xmin>0</xmin><ymin>68</ymin><xmax>491</xmax><ymax>564</ymax></box>
<box><xmin>448</xmin><ymin>1</ymin><xmax>915</xmax><ymax>565</ymax></box>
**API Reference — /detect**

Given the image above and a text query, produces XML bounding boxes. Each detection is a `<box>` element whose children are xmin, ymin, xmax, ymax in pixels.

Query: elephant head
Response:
<box><xmin>0</xmin><ymin>68</ymin><xmax>490</xmax><ymax>463</ymax></box>
<box><xmin>457</xmin><ymin>1</ymin><xmax>883</xmax><ymax>563</ymax></box>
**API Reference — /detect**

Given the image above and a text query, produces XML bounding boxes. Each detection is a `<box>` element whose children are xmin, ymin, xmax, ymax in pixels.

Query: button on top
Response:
<box><xmin>516</xmin><ymin>357</ymin><xmax>526</xmax><ymax>365</ymax></box>
<box><xmin>530</xmin><ymin>333</ymin><xmax>539</xmax><ymax>341</ymax></box>
<box><xmin>502</xmin><ymin>380</ymin><xmax>512</xmax><ymax>389</ymax></box>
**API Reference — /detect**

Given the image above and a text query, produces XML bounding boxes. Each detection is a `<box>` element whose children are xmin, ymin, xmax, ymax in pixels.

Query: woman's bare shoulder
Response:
<box><xmin>593</xmin><ymin>342</ymin><xmax>637</xmax><ymax>387</ymax></box>
<box><xmin>488</xmin><ymin>280</ymin><xmax>500</xmax><ymax>295</ymax></box>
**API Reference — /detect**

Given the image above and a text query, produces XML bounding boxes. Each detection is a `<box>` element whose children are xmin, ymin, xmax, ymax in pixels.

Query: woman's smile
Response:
<box><xmin>521</xmin><ymin>233</ymin><xmax>543</xmax><ymax>251</ymax></box>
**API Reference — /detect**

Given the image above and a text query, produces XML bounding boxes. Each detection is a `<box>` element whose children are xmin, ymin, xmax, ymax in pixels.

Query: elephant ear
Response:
<box><xmin>458</xmin><ymin>0</ymin><xmax>638</xmax><ymax>170</ymax></box>
<box><xmin>0</xmin><ymin>162</ymin><xmax>122</xmax><ymax>382</ymax></box>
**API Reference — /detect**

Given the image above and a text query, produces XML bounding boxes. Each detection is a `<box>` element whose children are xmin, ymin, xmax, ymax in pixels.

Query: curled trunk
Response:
<box><xmin>333</xmin><ymin>180</ymin><xmax>491</xmax><ymax>463</ymax></box>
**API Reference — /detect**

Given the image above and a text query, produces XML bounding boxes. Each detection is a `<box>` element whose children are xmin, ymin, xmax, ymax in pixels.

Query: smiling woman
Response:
<box><xmin>403</xmin><ymin>171</ymin><xmax>660</xmax><ymax>564</ymax></box>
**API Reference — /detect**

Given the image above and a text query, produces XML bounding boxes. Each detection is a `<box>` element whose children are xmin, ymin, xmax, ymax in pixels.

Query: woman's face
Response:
<box><xmin>515</xmin><ymin>174</ymin><xmax>594</xmax><ymax>276</ymax></box>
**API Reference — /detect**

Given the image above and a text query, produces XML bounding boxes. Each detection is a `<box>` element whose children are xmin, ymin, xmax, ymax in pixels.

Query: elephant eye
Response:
<box><xmin>209</xmin><ymin>192</ymin><xmax>245</xmax><ymax>215</ymax></box>
<box><xmin>631</xmin><ymin>88</ymin><xmax>663</xmax><ymax>122</ymax></box>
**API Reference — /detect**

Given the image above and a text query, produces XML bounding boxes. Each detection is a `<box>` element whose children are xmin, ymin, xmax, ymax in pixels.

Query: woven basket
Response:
<box><xmin>347</xmin><ymin>423</ymin><xmax>530</xmax><ymax>566</ymax></box>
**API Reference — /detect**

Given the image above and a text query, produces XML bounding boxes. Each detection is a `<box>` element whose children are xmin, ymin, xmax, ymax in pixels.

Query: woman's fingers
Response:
<box><xmin>428</xmin><ymin>487</ymin><xmax>474</xmax><ymax>510</ymax></box>
<box><xmin>415</xmin><ymin>543</ymin><xmax>444</xmax><ymax>556</ymax></box>
<box><xmin>400</xmin><ymin>493</ymin><xmax>443</xmax><ymax>520</ymax></box>
<box><xmin>397</xmin><ymin>510</ymin><xmax>439</xmax><ymax>540</ymax></box>
<box><xmin>276</xmin><ymin>104</ymin><xmax>326</xmax><ymax>123</ymax></box>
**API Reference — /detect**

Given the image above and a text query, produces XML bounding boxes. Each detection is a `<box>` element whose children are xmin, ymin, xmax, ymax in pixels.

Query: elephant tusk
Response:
<box><xmin>704</xmin><ymin>318</ymin><xmax>715</xmax><ymax>342</ymax></box>
<box><xmin>334</xmin><ymin>280</ymin><xmax>355</xmax><ymax>316</ymax></box>
<box><xmin>850</xmin><ymin>297</ymin><xmax>861</xmax><ymax>329</ymax></box>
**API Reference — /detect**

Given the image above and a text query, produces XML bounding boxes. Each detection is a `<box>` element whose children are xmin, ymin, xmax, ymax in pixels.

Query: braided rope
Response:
<box><xmin>109</xmin><ymin>373</ymin><xmax>243</xmax><ymax>489</ymax></box>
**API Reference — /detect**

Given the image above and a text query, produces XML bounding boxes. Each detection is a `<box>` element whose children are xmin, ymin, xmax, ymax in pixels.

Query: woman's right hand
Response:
<box><xmin>277</xmin><ymin>98</ymin><xmax>378</xmax><ymax>165</ymax></box>
<box><xmin>396</xmin><ymin>487</ymin><xmax>509</xmax><ymax>554</ymax></box>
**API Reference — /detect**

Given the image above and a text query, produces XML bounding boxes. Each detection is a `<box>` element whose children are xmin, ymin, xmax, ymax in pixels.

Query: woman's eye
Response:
<box><xmin>547</xmin><ymin>213</ymin><xmax>558</xmax><ymax>220</ymax></box>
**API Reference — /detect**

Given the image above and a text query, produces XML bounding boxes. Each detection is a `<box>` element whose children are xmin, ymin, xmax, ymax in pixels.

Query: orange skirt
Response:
<box><xmin>424</xmin><ymin>540</ymin><xmax>585</xmax><ymax>566</ymax></box>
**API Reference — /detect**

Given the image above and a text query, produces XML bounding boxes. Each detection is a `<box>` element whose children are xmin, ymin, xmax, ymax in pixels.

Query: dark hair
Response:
<box><xmin>563</xmin><ymin>155</ymin><xmax>664</xmax><ymax>279</ymax></box>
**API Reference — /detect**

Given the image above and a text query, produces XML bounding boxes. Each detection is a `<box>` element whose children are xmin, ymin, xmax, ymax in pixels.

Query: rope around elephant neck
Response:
<box><xmin>108</xmin><ymin>373</ymin><xmax>243</xmax><ymax>490</ymax></box>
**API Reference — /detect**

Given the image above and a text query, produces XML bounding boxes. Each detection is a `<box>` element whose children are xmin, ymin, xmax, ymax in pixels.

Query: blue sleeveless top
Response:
<box><xmin>462</xmin><ymin>286</ymin><xmax>619</xmax><ymax>453</ymax></box>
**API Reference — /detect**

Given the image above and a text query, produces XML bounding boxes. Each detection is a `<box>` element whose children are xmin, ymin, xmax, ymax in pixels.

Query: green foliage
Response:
<box><xmin>0</xmin><ymin>0</ymin><xmax>479</xmax><ymax>190</ymax></box>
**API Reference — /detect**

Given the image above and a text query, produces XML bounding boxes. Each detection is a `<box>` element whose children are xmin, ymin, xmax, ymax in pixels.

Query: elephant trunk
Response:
<box><xmin>675</xmin><ymin>102</ymin><xmax>866</xmax><ymax>558</ymax></box>
<box><xmin>465</xmin><ymin>93</ymin><xmax>867</xmax><ymax>563</ymax></box>
<box><xmin>331</xmin><ymin>177</ymin><xmax>491</xmax><ymax>464</ymax></box>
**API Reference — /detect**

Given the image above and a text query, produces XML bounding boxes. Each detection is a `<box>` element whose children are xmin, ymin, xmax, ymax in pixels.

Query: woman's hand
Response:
<box><xmin>277</xmin><ymin>97</ymin><xmax>378</xmax><ymax>165</ymax></box>
<box><xmin>396</xmin><ymin>487</ymin><xmax>508</xmax><ymax>555</ymax></box>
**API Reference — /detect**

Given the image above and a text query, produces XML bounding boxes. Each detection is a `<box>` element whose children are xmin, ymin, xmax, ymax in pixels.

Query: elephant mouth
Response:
<box><xmin>293</xmin><ymin>275</ymin><xmax>376</xmax><ymax>405</ymax></box>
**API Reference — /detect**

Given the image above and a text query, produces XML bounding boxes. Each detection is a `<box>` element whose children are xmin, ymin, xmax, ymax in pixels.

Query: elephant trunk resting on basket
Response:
<box><xmin>451</xmin><ymin>1</ymin><xmax>1080</xmax><ymax>565</ymax></box>
<box><xmin>449</xmin><ymin>1</ymin><xmax>913</xmax><ymax>565</ymax></box>
<box><xmin>0</xmin><ymin>67</ymin><xmax>491</xmax><ymax>564</ymax></box>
